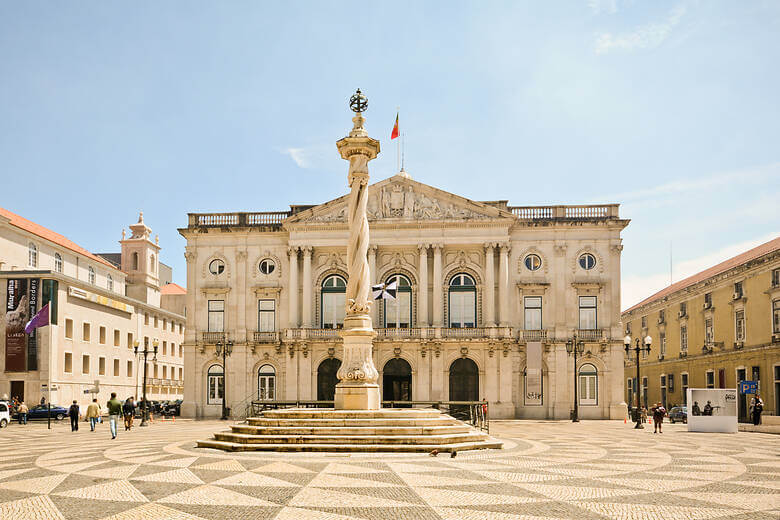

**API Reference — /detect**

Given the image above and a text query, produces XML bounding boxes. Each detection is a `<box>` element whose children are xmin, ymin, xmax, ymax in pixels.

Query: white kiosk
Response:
<box><xmin>687</xmin><ymin>388</ymin><xmax>738</xmax><ymax>433</ymax></box>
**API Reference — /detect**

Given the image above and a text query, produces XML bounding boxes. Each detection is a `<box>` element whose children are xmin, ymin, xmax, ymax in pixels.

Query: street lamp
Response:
<box><xmin>215</xmin><ymin>339</ymin><xmax>233</xmax><ymax>420</ymax></box>
<box><xmin>566</xmin><ymin>333</ymin><xmax>585</xmax><ymax>422</ymax></box>
<box><xmin>624</xmin><ymin>334</ymin><xmax>652</xmax><ymax>429</ymax></box>
<box><xmin>134</xmin><ymin>338</ymin><xmax>158</xmax><ymax>427</ymax></box>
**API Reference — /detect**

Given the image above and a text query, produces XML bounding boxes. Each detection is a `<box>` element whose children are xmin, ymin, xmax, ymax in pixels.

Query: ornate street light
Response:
<box><xmin>624</xmin><ymin>334</ymin><xmax>652</xmax><ymax>429</ymax></box>
<box><xmin>134</xmin><ymin>338</ymin><xmax>158</xmax><ymax>427</ymax></box>
<box><xmin>215</xmin><ymin>339</ymin><xmax>233</xmax><ymax>420</ymax></box>
<box><xmin>566</xmin><ymin>333</ymin><xmax>585</xmax><ymax>422</ymax></box>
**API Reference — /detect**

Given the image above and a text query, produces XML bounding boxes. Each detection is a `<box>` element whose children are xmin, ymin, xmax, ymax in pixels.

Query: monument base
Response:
<box><xmin>334</xmin><ymin>383</ymin><xmax>380</xmax><ymax>410</ymax></box>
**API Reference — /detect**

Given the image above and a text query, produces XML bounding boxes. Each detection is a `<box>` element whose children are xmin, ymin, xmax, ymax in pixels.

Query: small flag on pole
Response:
<box><xmin>24</xmin><ymin>302</ymin><xmax>50</xmax><ymax>334</ymax></box>
<box><xmin>391</xmin><ymin>113</ymin><xmax>399</xmax><ymax>140</ymax></box>
<box><xmin>372</xmin><ymin>281</ymin><xmax>398</xmax><ymax>300</ymax></box>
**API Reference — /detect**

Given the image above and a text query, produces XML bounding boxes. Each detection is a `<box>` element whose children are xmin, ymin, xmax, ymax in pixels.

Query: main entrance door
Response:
<box><xmin>10</xmin><ymin>381</ymin><xmax>24</xmax><ymax>403</ymax></box>
<box><xmin>383</xmin><ymin>358</ymin><xmax>412</xmax><ymax>404</ymax></box>
<box><xmin>449</xmin><ymin>358</ymin><xmax>478</xmax><ymax>419</ymax></box>
<box><xmin>317</xmin><ymin>358</ymin><xmax>341</xmax><ymax>401</ymax></box>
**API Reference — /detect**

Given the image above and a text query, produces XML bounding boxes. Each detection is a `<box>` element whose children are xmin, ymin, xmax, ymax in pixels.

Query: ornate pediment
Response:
<box><xmin>288</xmin><ymin>176</ymin><xmax>511</xmax><ymax>224</ymax></box>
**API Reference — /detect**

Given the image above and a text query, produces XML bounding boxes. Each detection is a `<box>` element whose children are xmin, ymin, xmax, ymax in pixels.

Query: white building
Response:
<box><xmin>0</xmin><ymin>209</ymin><xmax>186</xmax><ymax>409</ymax></box>
<box><xmin>180</xmin><ymin>174</ymin><xmax>629</xmax><ymax>420</ymax></box>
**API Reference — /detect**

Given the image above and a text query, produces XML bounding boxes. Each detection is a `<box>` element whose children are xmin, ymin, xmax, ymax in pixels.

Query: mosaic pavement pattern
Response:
<box><xmin>0</xmin><ymin>418</ymin><xmax>778</xmax><ymax>519</ymax></box>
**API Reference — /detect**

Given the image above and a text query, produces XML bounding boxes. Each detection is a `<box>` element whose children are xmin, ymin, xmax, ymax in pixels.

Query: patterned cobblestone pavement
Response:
<box><xmin>0</xmin><ymin>418</ymin><xmax>777</xmax><ymax>519</ymax></box>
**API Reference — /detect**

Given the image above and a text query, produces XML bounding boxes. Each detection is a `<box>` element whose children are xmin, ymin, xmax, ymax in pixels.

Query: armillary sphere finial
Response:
<box><xmin>349</xmin><ymin>89</ymin><xmax>368</xmax><ymax>113</ymax></box>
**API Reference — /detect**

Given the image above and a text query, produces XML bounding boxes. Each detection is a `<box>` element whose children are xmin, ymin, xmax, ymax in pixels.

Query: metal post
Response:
<box><xmin>634</xmin><ymin>339</ymin><xmax>642</xmax><ymax>429</ymax></box>
<box><xmin>221</xmin><ymin>342</ymin><xmax>228</xmax><ymax>420</ymax></box>
<box><xmin>140</xmin><ymin>349</ymin><xmax>149</xmax><ymax>426</ymax></box>
<box><xmin>572</xmin><ymin>344</ymin><xmax>579</xmax><ymax>423</ymax></box>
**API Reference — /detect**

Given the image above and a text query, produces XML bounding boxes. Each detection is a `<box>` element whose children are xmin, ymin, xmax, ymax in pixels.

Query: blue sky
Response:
<box><xmin>1</xmin><ymin>1</ymin><xmax>778</xmax><ymax>309</ymax></box>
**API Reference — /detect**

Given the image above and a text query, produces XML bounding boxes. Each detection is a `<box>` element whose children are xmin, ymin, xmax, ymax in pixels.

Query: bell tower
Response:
<box><xmin>120</xmin><ymin>212</ymin><xmax>161</xmax><ymax>306</ymax></box>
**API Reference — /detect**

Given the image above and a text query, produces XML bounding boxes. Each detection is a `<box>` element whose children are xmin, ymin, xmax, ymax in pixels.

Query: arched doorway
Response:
<box><xmin>257</xmin><ymin>364</ymin><xmax>276</xmax><ymax>401</ymax></box>
<box><xmin>383</xmin><ymin>358</ymin><xmax>412</xmax><ymax>404</ymax></box>
<box><xmin>449</xmin><ymin>358</ymin><xmax>479</xmax><ymax>401</ymax></box>
<box><xmin>317</xmin><ymin>358</ymin><xmax>341</xmax><ymax>401</ymax></box>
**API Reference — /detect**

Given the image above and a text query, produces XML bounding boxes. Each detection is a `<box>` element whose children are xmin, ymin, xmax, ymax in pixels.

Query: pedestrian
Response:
<box><xmin>651</xmin><ymin>402</ymin><xmax>666</xmax><ymax>433</ymax></box>
<box><xmin>106</xmin><ymin>392</ymin><xmax>123</xmax><ymax>439</ymax></box>
<box><xmin>40</xmin><ymin>396</ymin><xmax>46</xmax><ymax>406</ymax></box>
<box><xmin>17</xmin><ymin>401</ymin><xmax>28</xmax><ymax>425</ymax></box>
<box><xmin>123</xmin><ymin>397</ymin><xmax>135</xmax><ymax>431</ymax></box>
<box><xmin>640</xmin><ymin>406</ymin><xmax>647</xmax><ymax>424</ymax></box>
<box><xmin>85</xmin><ymin>398</ymin><xmax>101</xmax><ymax>432</ymax></box>
<box><xmin>68</xmin><ymin>400</ymin><xmax>80</xmax><ymax>432</ymax></box>
<box><xmin>751</xmin><ymin>394</ymin><xmax>764</xmax><ymax>426</ymax></box>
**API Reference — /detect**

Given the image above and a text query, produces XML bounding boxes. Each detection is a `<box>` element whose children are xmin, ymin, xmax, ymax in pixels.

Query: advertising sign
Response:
<box><xmin>525</xmin><ymin>341</ymin><xmax>543</xmax><ymax>405</ymax></box>
<box><xmin>687</xmin><ymin>388</ymin><xmax>738</xmax><ymax>433</ymax></box>
<box><xmin>5</xmin><ymin>279</ymin><xmax>28</xmax><ymax>372</ymax></box>
<box><xmin>27</xmin><ymin>278</ymin><xmax>39</xmax><ymax>371</ymax></box>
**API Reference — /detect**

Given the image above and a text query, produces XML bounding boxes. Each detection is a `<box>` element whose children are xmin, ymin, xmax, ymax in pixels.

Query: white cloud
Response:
<box><xmin>595</xmin><ymin>4</ymin><xmax>687</xmax><ymax>54</ymax></box>
<box><xmin>588</xmin><ymin>0</ymin><xmax>619</xmax><ymax>14</ymax></box>
<box><xmin>622</xmin><ymin>232</ymin><xmax>779</xmax><ymax>311</ymax></box>
<box><xmin>281</xmin><ymin>147</ymin><xmax>310</xmax><ymax>168</ymax></box>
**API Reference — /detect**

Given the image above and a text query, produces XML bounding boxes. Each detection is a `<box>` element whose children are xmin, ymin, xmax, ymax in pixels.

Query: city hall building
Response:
<box><xmin>179</xmin><ymin>174</ymin><xmax>629</xmax><ymax>419</ymax></box>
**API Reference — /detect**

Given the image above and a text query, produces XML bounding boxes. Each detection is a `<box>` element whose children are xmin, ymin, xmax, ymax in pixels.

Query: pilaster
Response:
<box><xmin>417</xmin><ymin>244</ymin><xmax>429</xmax><ymax>326</ymax></box>
<box><xmin>301</xmin><ymin>246</ymin><xmax>313</xmax><ymax>328</ymax></box>
<box><xmin>432</xmin><ymin>244</ymin><xmax>443</xmax><ymax>327</ymax></box>
<box><xmin>288</xmin><ymin>247</ymin><xmax>299</xmax><ymax>328</ymax></box>
<box><xmin>484</xmin><ymin>243</ymin><xmax>496</xmax><ymax>326</ymax></box>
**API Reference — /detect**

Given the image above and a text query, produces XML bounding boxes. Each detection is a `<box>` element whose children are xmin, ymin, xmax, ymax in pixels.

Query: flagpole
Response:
<box><xmin>396</xmin><ymin>106</ymin><xmax>400</xmax><ymax>173</ymax></box>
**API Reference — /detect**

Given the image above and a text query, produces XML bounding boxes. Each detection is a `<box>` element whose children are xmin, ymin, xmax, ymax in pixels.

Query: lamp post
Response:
<box><xmin>624</xmin><ymin>334</ymin><xmax>652</xmax><ymax>429</ymax></box>
<box><xmin>134</xmin><ymin>339</ymin><xmax>158</xmax><ymax>427</ymax></box>
<box><xmin>215</xmin><ymin>339</ymin><xmax>233</xmax><ymax>420</ymax></box>
<box><xmin>566</xmin><ymin>333</ymin><xmax>585</xmax><ymax>422</ymax></box>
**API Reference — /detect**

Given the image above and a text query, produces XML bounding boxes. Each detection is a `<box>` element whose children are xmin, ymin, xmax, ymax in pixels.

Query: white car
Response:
<box><xmin>0</xmin><ymin>401</ymin><xmax>10</xmax><ymax>428</ymax></box>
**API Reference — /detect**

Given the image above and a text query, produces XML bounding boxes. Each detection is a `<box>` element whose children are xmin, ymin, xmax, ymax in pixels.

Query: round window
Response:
<box><xmin>524</xmin><ymin>254</ymin><xmax>542</xmax><ymax>271</ymax></box>
<box><xmin>579</xmin><ymin>253</ymin><xmax>596</xmax><ymax>270</ymax></box>
<box><xmin>209</xmin><ymin>259</ymin><xmax>225</xmax><ymax>275</ymax></box>
<box><xmin>259</xmin><ymin>259</ymin><xmax>275</xmax><ymax>275</ymax></box>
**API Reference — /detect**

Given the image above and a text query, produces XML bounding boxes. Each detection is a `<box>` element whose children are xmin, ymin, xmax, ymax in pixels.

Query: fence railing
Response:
<box><xmin>577</xmin><ymin>329</ymin><xmax>605</xmax><ymax>342</ymax></box>
<box><xmin>308</xmin><ymin>328</ymin><xmax>341</xmax><ymax>339</ymax></box>
<box><xmin>509</xmin><ymin>204</ymin><xmax>618</xmax><ymax>219</ymax></box>
<box><xmin>201</xmin><ymin>331</ymin><xmax>227</xmax><ymax>344</ymax></box>
<box><xmin>519</xmin><ymin>329</ymin><xmax>548</xmax><ymax>342</ymax></box>
<box><xmin>441</xmin><ymin>327</ymin><xmax>489</xmax><ymax>338</ymax></box>
<box><xmin>253</xmin><ymin>331</ymin><xmax>280</xmax><ymax>343</ymax></box>
<box><xmin>188</xmin><ymin>211</ymin><xmax>290</xmax><ymax>228</ymax></box>
<box><xmin>375</xmin><ymin>327</ymin><xmax>426</xmax><ymax>339</ymax></box>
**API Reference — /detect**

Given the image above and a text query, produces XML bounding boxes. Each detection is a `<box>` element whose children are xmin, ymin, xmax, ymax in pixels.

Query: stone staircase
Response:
<box><xmin>197</xmin><ymin>408</ymin><xmax>503</xmax><ymax>453</ymax></box>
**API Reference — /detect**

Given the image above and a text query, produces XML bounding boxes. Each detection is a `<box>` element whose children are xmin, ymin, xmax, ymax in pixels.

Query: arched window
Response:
<box><xmin>54</xmin><ymin>253</ymin><xmax>63</xmax><ymax>273</ymax></box>
<box><xmin>132</xmin><ymin>252</ymin><xmax>139</xmax><ymax>270</ymax></box>
<box><xmin>448</xmin><ymin>273</ymin><xmax>476</xmax><ymax>328</ymax></box>
<box><xmin>579</xmin><ymin>363</ymin><xmax>598</xmax><ymax>406</ymax></box>
<box><xmin>384</xmin><ymin>274</ymin><xmax>412</xmax><ymax>328</ymax></box>
<box><xmin>88</xmin><ymin>266</ymin><xmax>96</xmax><ymax>285</ymax></box>
<box><xmin>107</xmin><ymin>274</ymin><xmax>113</xmax><ymax>292</ymax></box>
<box><xmin>258</xmin><ymin>364</ymin><xmax>276</xmax><ymax>400</ymax></box>
<box><xmin>321</xmin><ymin>275</ymin><xmax>346</xmax><ymax>329</ymax></box>
<box><xmin>28</xmin><ymin>243</ymin><xmax>38</xmax><ymax>267</ymax></box>
<box><xmin>207</xmin><ymin>364</ymin><xmax>224</xmax><ymax>404</ymax></box>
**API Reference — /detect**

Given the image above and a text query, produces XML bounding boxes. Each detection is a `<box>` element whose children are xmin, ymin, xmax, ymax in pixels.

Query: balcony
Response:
<box><xmin>201</xmin><ymin>331</ymin><xmax>226</xmax><ymax>344</ymax></box>
<box><xmin>307</xmin><ymin>328</ymin><xmax>341</xmax><ymax>339</ymax></box>
<box><xmin>253</xmin><ymin>331</ymin><xmax>280</xmax><ymax>343</ymax></box>
<box><xmin>576</xmin><ymin>329</ymin><xmax>606</xmax><ymax>342</ymax></box>
<box><xmin>375</xmin><ymin>328</ymin><xmax>427</xmax><ymax>340</ymax></box>
<box><xmin>518</xmin><ymin>329</ymin><xmax>548</xmax><ymax>342</ymax></box>
<box><xmin>187</xmin><ymin>211</ymin><xmax>290</xmax><ymax>229</ymax></box>
<box><xmin>441</xmin><ymin>327</ymin><xmax>489</xmax><ymax>339</ymax></box>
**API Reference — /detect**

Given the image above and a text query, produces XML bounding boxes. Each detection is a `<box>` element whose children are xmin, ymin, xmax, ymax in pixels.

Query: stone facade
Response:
<box><xmin>0</xmin><ymin>209</ymin><xmax>185</xmax><ymax>408</ymax></box>
<box><xmin>179</xmin><ymin>175</ymin><xmax>629</xmax><ymax>419</ymax></box>
<box><xmin>622</xmin><ymin>237</ymin><xmax>780</xmax><ymax>420</ymax></box>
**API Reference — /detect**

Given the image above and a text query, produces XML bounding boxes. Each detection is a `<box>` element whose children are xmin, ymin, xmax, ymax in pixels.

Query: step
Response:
<box><xmin>259</xmin><ymin>409</ymin><xmax>442</xmax><ymax>419</ymax></box>
<box><xmin>213</xmin><ymin>432</ymin><xmax>489</xmax><ymax>445</ymax></box>
<box><xmin>245</xmin><ymin>417</ymin><xmax>458</xmax><ymax>427</ymax></box>
<box><xmin>231</xmin><ymin>425</ymin><xmax>472</xmax><ymax>436</ymax></box>
<box><xmin>197</xmin><ymin>439</ymin><xmax>504</xmax><ymax>453</ymax></box>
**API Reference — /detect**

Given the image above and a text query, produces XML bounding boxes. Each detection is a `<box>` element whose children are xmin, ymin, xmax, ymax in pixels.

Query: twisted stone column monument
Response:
<box><xmin>334</xmin><ymin>90</ymin><xmax>381</xmax><ymax>410</ymax></box>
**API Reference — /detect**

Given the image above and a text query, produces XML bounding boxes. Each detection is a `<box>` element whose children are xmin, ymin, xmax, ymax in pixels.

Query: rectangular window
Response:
<box><xmin>642</xmin><ymin>377</ymin><xmax>648</xmax><ymax>407</ymax></box>
<box><xmin>660</xmin><ymin>374</ymin><xmax>667</xmax><ymax>408</ymax></box>
<box><xmin>113</xmin><ymin>329</ymin><xmax>120</xmax><ymax>347</ymax></box>
<box><xmin>735</xmin><ymin>310</ymin><xmax>745</xmax><ymax>342</ymax></box>
<box><xmin>680</xmin><ymin>302</ymin><xmax>687</xmax><ymax>316</ymax></box>
<box><xmin>64</xmin><ymin>352</ymin><xmax>72</xmax><ymax>373</ymax></box>
<box><xmin>99</xmin><ymin>326</ymin><xmax>106</xmax><ymax>344</ymax></box>
<box><xmin>154</xmin><ymin>316</ymin><xmax>158</xmax><ymax>328</ymax></box>
<box><xmin>705</xmin><ymin>318</ymin><xmax>713</xmax><ymax>345</ymax></box>
<box><xmin>178</xmin><ymin>367</ymin><xmax>182</xmax><ymax>380</ymax></box>
<box><xmin>641</xmin><ymin>315</ymin><xmax>647</xmax><ymax>328</ymax></box>
<box><xmin>773</xmin><ymin>268</ymin><xmax>780</xmax><ymax>288</ymax></box>
<box><xmin>578</xmin><ymin>296</ymin><xmax>597</xmax><ymax>330</ymax></box>
<box><xmin>706</xmin><ymin>371</ymin><xmax>714</xmax><ymax>388</ymax></box>
<box><xmin>162</xmin><ymin>341</ymin><xmax>167</xmax><ymax>356</ymax></box>
<box><xmin>523</xmin><ymin>296</ymin><xmax>542</xmax><ymax>330</ymax></box>
<box><xmin>258</xmin><ymin>299</ymin><xmax>276</xmax><ymax>332</ymax></box>
<box><xmin>127</xmin><ymin>360</ymin><xmax>133</xmax><ymax>377</ymax></box>
<box><xmin>98</xmin><ymin>357</ymin><xmax>106</xmax><ymax>375</ymax></box>
<box><xmin>163</xmin><ymin>319</ymin><xmax>167</xmax><ymax>331</ymax></box>
<box><xmin>153</xmin><ymin>364</ymin><xmax>158</xmax><ymax>378</ymax></box>
<box><xmin>704</xmin><ymin>292</ymin><xmax>712</xmax><ymax>307</ymax></box>
<box><xmin>668</xmin><ymin>373</ymin><xmax>674</xmax><ymax>392</ymax></box>
<box><xmin>127</xmin><ymin>333</ymin><xmax>133</xmax><ymax>349</ymax></box>
<box><xmin>681</xmin><ymin>373</ymin><xmax>688</xmax><ymax>404</ymax></box>
<box><xmin>773</xmin><ymin>299</ymin><xmax>780</xmax><ymax>334</ymax></box>
<box><xmin>208</xmin><ymin>300</ymin><xmax>225</xmax><ymax>332</ymax></box>
<box><xmin>113</xmin><ymin>358</ymin><xmax>120</xmax><ymax>376</ymax></box>
<box><xmin>179</xmin><ymin>324</ymin><xmax>183</xmax><ymax>334</ymax></box>
<box><xmin>579</xmin><ymin>371</ymin><xmax>597</xmax><ymax>405</ymax></box>
<box><xmin>752</xmin><ymin>366</ymin><xmax>760</xmax><ymax>388</ymax></box>
<box><xmin>734</xmin><ymin>281</ymin><xmax>743</xmax><ymax>298</ymax></box>
<box><xmin>82</xmin><ymin>354</ymin><xmax>90</xmax><ymax>374</ymax></box>
<box><xmin>680</xmin><ymin>325</ymin><xmax>688</xmax><ymax>352</ymax></box>
<box><xmin>83</xmin><ymin>322</ymin><xmax>91</xmax><ymax>342</ymax></box>
<box><xmin>660</xmin><ymin>332</ymin><xmax>666</xmax><ymax>356</ymax></box>
<box><xmin>179</xmin><ymin>345</ymin><xmax>183</xmax><ymax>357</ymax></box>
<box><xmin>658</xmin><ymin>310</ymin><xmax>665</xmax><ymax>323</ymax></box>
<box><xmin>208</xmin><ymin>373</ymin><xmax>224</xmax><ymax>404</ymax></box>
<box><xmin>162</xmin><ymin>366</ymin><xmax>167</xmax><ymax>379</ymax></box>
<box><xmin>449</xmin><ymin>291</ymin><xmax>476</xmax><ymax>328</ymax></box>
<box><xmin>65</xmin><ymin>319</ymin><xmax>73</xmax><ymax>339</ymax></box>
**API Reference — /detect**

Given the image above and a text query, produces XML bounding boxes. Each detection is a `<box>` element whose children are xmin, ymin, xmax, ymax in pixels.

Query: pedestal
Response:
<box><xmin>335</xmin><ymin>316</ymin><xmax>380</xmax><ymax>410</ymax></box>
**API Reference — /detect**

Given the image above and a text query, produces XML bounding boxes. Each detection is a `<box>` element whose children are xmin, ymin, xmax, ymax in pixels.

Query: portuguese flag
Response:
<box><xmin>391</xmin><ymin>113</ymin><xmax>399</xmax><ymax>140</ymax></box>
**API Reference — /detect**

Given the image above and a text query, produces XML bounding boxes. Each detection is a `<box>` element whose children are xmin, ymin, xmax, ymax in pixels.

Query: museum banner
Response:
<box><xmin>5</xmin><ymin>279</ymin><xmax>28</xmax><ymax>372</ymax></box>
<box><xmin>525</xmin><ymin>341</ymin><xmax>543</xmax><ymax>405</ymax></box>
<box><xmin>27</xmin><ymin>278</ymin><xmax>39</xmax><ymax>371</ymax></box>
<box><xmin>687</xmin><ymin>388</ymin><xmax>738</xmax><ymax>433</ymax></box>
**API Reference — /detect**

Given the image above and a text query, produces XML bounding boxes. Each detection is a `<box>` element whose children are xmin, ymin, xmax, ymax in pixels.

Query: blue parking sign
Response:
<box><xmin>739</xmin><ymin>380</ymin><xmax>757</xmax><ymax>394</ymax></box>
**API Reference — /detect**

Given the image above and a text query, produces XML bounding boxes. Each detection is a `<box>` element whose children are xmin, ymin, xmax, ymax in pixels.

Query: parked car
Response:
<box><xmin>668</xmin><ymin>406</ymin><xmax>687</xmax><ymax>424</ymax></box>
<box><xmin>0</xmin><ymin>401</ymin><xmax>10</xmax><ymax>428</ymax></box>
<box><xmin>163</xmin><ymin>399</ymin><xmax>182</xmax><ymax>416</ymax></box>
<box><xmin>14</xmin><ymin>404</ymin><xmax>68</xmax><ymax>421</ymax></box>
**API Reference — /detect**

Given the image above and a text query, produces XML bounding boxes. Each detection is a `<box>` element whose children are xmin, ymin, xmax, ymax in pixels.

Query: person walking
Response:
<box><xmin>85</xmin><ymin>399</ymin><xmax>101</xmax><ymax>432</ymax></box>
<box><xmin>106</xmin><ymin>392</ymin><xmax>122</xmax><ymax>439</ymax></box>
<box><xmin>17</xmin><ymin>401</ymin><xmax>28</xmax><ymax>425</ymax></box>
<box><xmin>751</xmin><ymin>394</ymin><xmax>764</xmax><ymax>426</ymax></box>
<box><xmin>123</xmin><ymin>397</ymin><xmax>135</xmax><ymax>431</ymax></box>
<box><xmin>68</xmin><ymin>400</ymin><xmax>80</xmax><ymax>432</ymax></box>
<box><xmin>651</xmin><ymin>402</ymin><xmax>666</xmax><ymax>433</ymax></box>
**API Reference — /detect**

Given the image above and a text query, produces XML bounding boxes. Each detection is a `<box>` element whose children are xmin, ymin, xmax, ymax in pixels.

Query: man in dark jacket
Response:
<box><xmin>68</xmin><ymin>400</ymin><xmax>79</xmax><ymax>431</ymax></box>
<box><xmin>123</xmin><ymin>397</ymin><xmax>135</xmax><ymax>431</ymax></box>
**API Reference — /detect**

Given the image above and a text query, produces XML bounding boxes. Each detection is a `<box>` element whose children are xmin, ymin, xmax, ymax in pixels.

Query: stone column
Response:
<box><xmin>288</xmin><ymin>247</ymin><xmax>299</xmax><ymax>328</ymax></box>
<box><xmin>181</xmin><ymin>249</ymin><xmax>198</xmax><ymax>418</ymax></box>
<box><xmin>432</xmin><ymin>244</ymin><xmax>443</xmax><ymax>327</ymax></box>
<box><xmin>301</xmin><ymin>246</ymin><xmax>313</xmax><ymax>328</ymax></box>
<box><xmin>498</xmin><ymin>243</ymin><xmax>510</xmax><ymax>326</ymax></box>
<box><xmin>334</xmin><ymin>93</ymin><xmax>381</xmax><ymax>410</ymax></box>
<box><xmin>417</xmin><ymin>244</ymin><xmax>428</xmax><ymax>327</ymax></box>
<box><xmin>484</xmin><ymin>243</ymin><xmax>495</xmax><ymax>327</ymax></box>
<box><xmin>236</xmin><ymin>250</ymin><xmax>247</xmax><ymax>342</ymax></box>
<box><xmin>368</xmin><ymin>245</ymin><xmax>378</xmax><ymax>325</ymax></box>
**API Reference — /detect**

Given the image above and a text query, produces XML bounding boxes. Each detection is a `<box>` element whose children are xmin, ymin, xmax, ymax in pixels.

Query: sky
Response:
<box><xmin>1</xmin><ymin>1</ymin><xmax>778</xmax><ymax>310</ymax></box>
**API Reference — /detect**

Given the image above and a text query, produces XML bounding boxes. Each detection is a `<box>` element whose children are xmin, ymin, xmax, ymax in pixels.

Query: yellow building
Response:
<box><xmin>622</xmin><ymin>237</ymin><xmax>780</xmax><ymax>422</ymax></box>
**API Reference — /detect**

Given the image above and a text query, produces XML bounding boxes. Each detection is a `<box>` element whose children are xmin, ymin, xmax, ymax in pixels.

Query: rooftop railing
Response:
<box><xmin>188</xmin><ymin>212</ymin><xmax>290</xmax><ymax>228</ymax></box>
<box><xmin>509</xmin><ymin>204</ymin><xmax>619</xmax><ymax>219</ymax></box>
